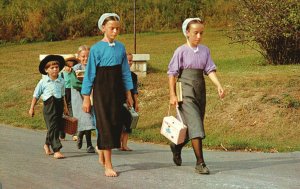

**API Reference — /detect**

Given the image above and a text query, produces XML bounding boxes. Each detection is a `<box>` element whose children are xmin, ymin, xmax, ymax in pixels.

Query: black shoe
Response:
<box><xmin>77</xmin><ymin>138</ymin><xmax>82</xmax><ymax>149</ymax></box>
<box><xmin>170</xmin><ymin>143</ymin><xmax>182</xmax><ymax>166</ymax></box>
<box><xmin>86</xmin><ymin>146</ymin><xmax>95</xmax><ymax>153</ymax></box>
<box><xmin>195</xmin><ymin>163</ymin><xmax>210</xmax><ymax>174</ymax></box>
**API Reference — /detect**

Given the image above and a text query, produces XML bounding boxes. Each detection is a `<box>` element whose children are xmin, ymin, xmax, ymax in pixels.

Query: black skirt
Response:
<box><xmin>93</xmin><ymin>65</ymin><xmax>126</xmax><ymax>149</ymax></box>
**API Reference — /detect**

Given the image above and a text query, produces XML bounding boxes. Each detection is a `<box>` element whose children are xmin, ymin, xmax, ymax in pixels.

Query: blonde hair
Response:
<box><xmin>78</xmin><ymin>45</ymin><xmax>90</xmax><ymax>54</ymax></box>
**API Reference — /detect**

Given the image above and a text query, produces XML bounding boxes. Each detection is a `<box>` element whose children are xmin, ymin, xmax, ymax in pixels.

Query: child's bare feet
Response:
<box><xmin>104</xmin><ymin>167</ymin><xmax>118</xmax><ymax>177</ymax></box>
<box><xmin>98</xmin><ymin>150</ymin><xmax>105</xmax><ymax>166</ymax></box>
<box><xmin>53</xmin><ymin>151</ymin><xmax>65</xmax><ymax>159</ymax></box>
<box><xmin>43</xmin><ymin>144</ymin><xmax>53</xmax><ymax>155</ymax></box>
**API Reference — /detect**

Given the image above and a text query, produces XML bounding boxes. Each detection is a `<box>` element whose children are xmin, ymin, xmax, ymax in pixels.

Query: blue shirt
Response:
<box><xmin>73</xmin><ymin>63</ymin><xmax>86</xmax><ymax>72</ymax></box>
<box><xmin>81</xmin><ymin>41</ymin><xmax>133</xmax><ymax>95</ymax></box>
<box><xmin>33</xmin><ymin>75</ymin><xmax>65</xmax><ymax>101</ymax></box>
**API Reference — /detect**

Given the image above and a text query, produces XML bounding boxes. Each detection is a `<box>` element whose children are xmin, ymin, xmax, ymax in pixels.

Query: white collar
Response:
<box><xmin>187</xmin><ymin>41</ymin><xmax>199</xmax><ymax>53</ymax></box>
<box><xmin>44</xmin><ymin>75</ymin><xmax>61</xmax><ymax>82</ymax></box>
<box><xmin>108</xmin><ymin>42</ymin><xmax>115</xmax><ymax>47</ymax></box>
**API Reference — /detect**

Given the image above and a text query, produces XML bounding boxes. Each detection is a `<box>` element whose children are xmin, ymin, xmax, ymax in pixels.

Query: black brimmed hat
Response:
<box><xmin>39</xmin><ymin>55</ymin><xmax>65</xmax><ymax>75</ymax></box>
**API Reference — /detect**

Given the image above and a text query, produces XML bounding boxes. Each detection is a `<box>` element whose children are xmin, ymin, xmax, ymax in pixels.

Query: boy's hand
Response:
<box><xmin>64</xmin><ymin>108</ymin><xmax>69</xmax><ymax>116</ymax></box>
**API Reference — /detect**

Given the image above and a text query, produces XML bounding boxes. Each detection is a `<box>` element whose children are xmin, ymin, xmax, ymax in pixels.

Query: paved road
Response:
<box><xmin>0</xmin><ymin>124</ymin><xmax>300</xmax><ymax>189</ymax></box>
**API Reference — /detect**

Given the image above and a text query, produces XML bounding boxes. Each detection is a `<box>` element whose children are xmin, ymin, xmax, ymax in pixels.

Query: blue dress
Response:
<box><xmin>81</xmin><ymin>40</ymin><xmax>133</xmax><ymax>149</ymax></box>
<box><xmin>71</xmin><ymin>63</ymin><xmax>95</xmax><ymax>132</ymax></box>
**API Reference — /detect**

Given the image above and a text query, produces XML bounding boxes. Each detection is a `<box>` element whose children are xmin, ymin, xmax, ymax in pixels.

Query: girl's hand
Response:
<box><xmin>29</xmin><ymin>108</ymin><xmax>34</xmax><ymax>117</ymax></box>
<box><xmin>134</xmin><ymin>104</ymin><xmax>139</xmax><ymax>112</ymax></box>
<box><xmin>126</xmin><ymin>94</ymin><xmax>134</xmax><ymax>108</ymax></box>
<box><xmin>82</xmin><ymin>96</ymin><xmax>91</xmax><ymax>113</ymax></box>
<box><xmin>169</xmin><ymin>95</ymin><xmax>178</xmax><ymax>106</ymax></box>
<box><xmin>218</xmin><ymin>86</ymin><xmax>225</xmax><ymax>99</ymax></box>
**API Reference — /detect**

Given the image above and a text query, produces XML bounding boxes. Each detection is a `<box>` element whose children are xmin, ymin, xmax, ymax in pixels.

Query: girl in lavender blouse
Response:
<box><xmin>167</xmin><ymin>18</ymin><xmax>225</xmax><ymax>174</ymax></box>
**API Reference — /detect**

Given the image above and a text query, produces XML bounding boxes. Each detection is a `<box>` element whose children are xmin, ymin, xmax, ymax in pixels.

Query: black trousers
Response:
<box><xmin>43</xmin><ymin>96</ymin><xmax>63</xmax><ymax>152</ymax></box>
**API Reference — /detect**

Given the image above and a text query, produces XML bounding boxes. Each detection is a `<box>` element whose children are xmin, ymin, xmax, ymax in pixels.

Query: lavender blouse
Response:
<box><xmin>167</xmin><ymin>44</ymin><xmax>216</xmax><ymax>76</ymax></box>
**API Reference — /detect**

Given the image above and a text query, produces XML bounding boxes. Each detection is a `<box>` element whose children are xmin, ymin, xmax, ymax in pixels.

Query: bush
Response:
<box><xmin>229</xmin><ymin>0</ymin><xmax>300</xmax><ymax>65</ymax></box>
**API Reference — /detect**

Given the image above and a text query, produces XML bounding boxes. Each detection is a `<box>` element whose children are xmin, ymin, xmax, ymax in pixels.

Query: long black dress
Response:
<box><xmin>93</xmin><ymin>64</ymin><xmax>126</xmax><ymax>149</ymax></box>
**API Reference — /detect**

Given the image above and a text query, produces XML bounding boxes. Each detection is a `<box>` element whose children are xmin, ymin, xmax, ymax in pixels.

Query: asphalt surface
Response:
<box><xmin>0</xmin><ymin>124</ymin><xmax>300</xmax><ymax>189</ymax></box>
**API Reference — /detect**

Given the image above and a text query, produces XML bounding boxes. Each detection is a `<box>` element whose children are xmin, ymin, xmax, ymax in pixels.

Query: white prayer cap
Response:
<box><xmin>182</xmin><ymin>18</ymin><xmax>202</xmax><ymax>37</ymax></box>
<box><xmin>98</xmin><ymin>13</ymin><xmax>120</xmax><ymax>30</ymax></box>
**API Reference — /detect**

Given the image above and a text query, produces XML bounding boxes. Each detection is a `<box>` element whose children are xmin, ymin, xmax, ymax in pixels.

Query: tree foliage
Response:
<box><xmin>0</xmin><ymin>0</ymin><xmax>206</xmax><ymax>42</ymax></box>
<box><xmin>229</xmin><ymin>0</ymin><xmax>300</xmax><ymax>65</ymax></box>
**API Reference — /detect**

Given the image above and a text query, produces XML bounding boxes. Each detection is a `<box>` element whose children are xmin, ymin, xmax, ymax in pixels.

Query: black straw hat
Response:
<box><xmin>39</xmin><ymin>55</ymin><xmax>65</xmax><ymax>75</ymax></box>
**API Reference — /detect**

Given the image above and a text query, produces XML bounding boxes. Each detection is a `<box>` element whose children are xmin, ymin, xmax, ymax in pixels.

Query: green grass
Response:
<box><xmin>1</xmin><ymin>29</ymin><xmax>299</xmax><ymax>152</ymax></box>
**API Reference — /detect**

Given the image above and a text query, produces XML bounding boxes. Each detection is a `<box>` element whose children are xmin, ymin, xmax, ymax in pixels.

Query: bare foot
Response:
<box><xmin>53</xmin><ymin>151</ymin><xmax>65</xmax><ymax>159</ymax></box>
<box><xmin>43</xmin><ymin>144</ymin><xmax>53</xmax><ymax>155</ymax></box>
<box><xmin>72</xmin><ymin>136</ymin><xmax>78</xmax><ymax>141</ymax></box>
<box><xmin>104</xmin><ymin>167</ymin><xmax>118</xmax><ymax>177</ymax></box>
<box><xmin>98</xmin><ymin>150</ymin><xmax>105</xmax><ymax>166</ymax></box>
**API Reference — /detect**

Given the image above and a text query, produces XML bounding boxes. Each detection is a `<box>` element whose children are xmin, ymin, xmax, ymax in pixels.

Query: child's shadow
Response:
<box><xmin>63</xmin><ymin>151</ymin><xmax>98</xmax><ymax>158</ymax></box>
<box><xmin>185</xmin><ymin>156</ymin><xmax>300</xmax><ymax>175</ymax></box>
<box><xmin>115</xmin><ymin>162</ymin><xmax>172</xmax><ymax>175</ymax></box>
<box><xmin>113</xmin><ymin>149</ymin><xmax>167</xmax><ymax>156</ymax></box>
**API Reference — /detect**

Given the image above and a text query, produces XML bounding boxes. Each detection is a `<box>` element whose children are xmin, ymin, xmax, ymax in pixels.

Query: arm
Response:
<box><xmin>133</xmin><ymin>94</ymin><xmax>139</xmax><ymax>112</ymax></box>
<box><xmin>169</xmin><ymin>75</ymin><xmax>178</xmax><ymax>106</ymax></box>
<box><xmin>208</xmin><ymin>71</ymin><xmax>225</xmax><ymax>99</ymax></box>
<box><xmin>29</xmin><ymin>97</ymin><xmax>38</xmax><ymax>117</ymax></box>
<box><xmin>63</xmin><ymin>97</ymin><xmax>69</xmax><ymax>115</ymax></box>
<box><xmin>82</xmin><ymin>95</ymin><xmax>91</xmax><ymax>113</ymax></box>
<box><xmin>126</xmin><ymin>91</ymin><xmax>133</xmax><ymax>108</ymax></box>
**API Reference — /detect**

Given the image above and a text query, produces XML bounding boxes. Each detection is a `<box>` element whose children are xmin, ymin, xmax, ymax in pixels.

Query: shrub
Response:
<box><xmin>229</xmin><ymin>0</ymin><xmax>300</xmax><ymax>65</ymax></box>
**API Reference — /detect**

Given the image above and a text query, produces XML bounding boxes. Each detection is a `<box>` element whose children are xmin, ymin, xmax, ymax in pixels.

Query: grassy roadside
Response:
<box><xmin>1</xmin><ymin>29</ymin><xmax>299</xmax><ymax>152</ymax></box>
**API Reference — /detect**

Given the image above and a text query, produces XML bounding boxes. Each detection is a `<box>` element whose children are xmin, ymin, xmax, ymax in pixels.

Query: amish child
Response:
<box><xmin>59</xmin><ymin>54</ymin><xmax>79</xmax><ymax>140</ymax></box>
<box><xmin>81</xmin><ymin>13</ymin><xmax>133</xmax><ymax>177</ymax></box>
<box><xmin>70</xmin><ymin>45</ymin><xmax>96</xmax><ymax>153</ymax></box>
<box><xmin>120</xmin><ymin>53</ymin><xmax>139</xmax><ymax>151</ymax></box>
<box><xmin>168</xmin><ymin>18</ymin><xmax>225</xmax><ymax>174</ymax></box>
<box><xmin>29</xmin><ymin>55</ymin><xmax>69</xmax><ymax>159</ymax></box>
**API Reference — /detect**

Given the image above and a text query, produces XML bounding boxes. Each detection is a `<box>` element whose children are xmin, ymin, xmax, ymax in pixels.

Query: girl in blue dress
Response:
<box><xmin>81</xmin><ymin>13</ymin><xmax>133</xmax><ymax>177</ymax></box>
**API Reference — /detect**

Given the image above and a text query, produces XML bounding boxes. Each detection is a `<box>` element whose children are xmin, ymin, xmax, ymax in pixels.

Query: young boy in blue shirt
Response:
<box><xmin>29</xmin><ymin>55</ymin><xmax>68</xmax><ymax>159</ymax></box>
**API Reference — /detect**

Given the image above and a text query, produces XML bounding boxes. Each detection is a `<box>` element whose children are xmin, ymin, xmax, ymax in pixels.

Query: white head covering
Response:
<box><xmin>98</xmin><ymin>13</ymin><xmax>120</xmax><ymax>30</ymax></box>
<box><xmin>182</xmin><ymin>18</ymin><xmax>202</xmax><ymax>37</ymax></box>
